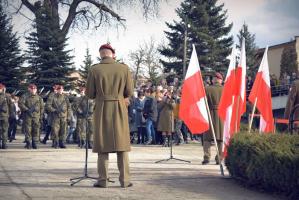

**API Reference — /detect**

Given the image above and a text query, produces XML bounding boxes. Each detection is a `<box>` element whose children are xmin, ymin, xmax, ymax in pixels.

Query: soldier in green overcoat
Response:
<box><xmin>75</xmin><ymin>87</ymin><xmax>95</xmax><ymax>149</ymax></box>
<box><xmin>19</xmin><ymin>84</ymin><xmax>44</xmax><ymax>149</ymax></box>
<box><xmin>46</xmin><ymin>85</ymin><xmax>71</xmax><ymax>148</ymax></box>
<box><xmin>202</xmin><ymin>72</ymin><xmax>224</xmax><ymax>164</ymax></box>
<box><xmin>0</xmin><ymin>83</ymin><xmax>11</xmax><ymax>149</ymax></box>
<box><xmin>86</xmin><ymin>43</ymin><xmax>133</xmax><ymax>188</ymax></box>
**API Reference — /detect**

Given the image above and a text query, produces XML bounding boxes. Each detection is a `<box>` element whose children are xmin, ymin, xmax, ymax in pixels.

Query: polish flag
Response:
<box><xmin>249</xmin><ymin>47</ymin><xmax>274</xmax><ymax>133</ymax></box>
<box><xmin>234</xmin><ymin>37</ymin><xmax>247</xmax><ymax>131</ymax></box>
<box><xmin>218</xmin><ymin>46</ymin><xmax>237</xmax><ymax>157</ymax></box>
<box><xmin>179</xmin><ymin>45</ymin><xmax>209</xmax><ymax>134</ymax></box>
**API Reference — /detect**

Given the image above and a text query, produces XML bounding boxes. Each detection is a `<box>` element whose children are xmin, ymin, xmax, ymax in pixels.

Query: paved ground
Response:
<box><xmin>0</xmin><ymin>136</ymin><xmax>284</xmax><ymax>200</ymax></box>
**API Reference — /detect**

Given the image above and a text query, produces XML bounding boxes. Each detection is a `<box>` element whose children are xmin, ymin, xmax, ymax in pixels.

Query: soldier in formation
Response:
<box><xmin>75</xmin><ymin>87</ymin><xmax>94</xmax><ymax>149</ymax></box>
<box><xmin>0</xmin><ymin>83</ymin><xmax>11</xmax><ymax>149</ymax></box>
<box><xmin>46</xmin><ymin>85</ymin><xmax>71</xmax><ymax>148</ymax></box>
<box><xmin>19</xmin><ymin>84</ymin><xmax>44</xmax><ymax>149</ymax></box>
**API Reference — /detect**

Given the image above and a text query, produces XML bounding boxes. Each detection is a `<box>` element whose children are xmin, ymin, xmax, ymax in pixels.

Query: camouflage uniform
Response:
<box><xmin>46</xmin><ymin>93</ymin><xmax>70</xmax><ymax>148</ymax></box>
<box><xmin>19</xmin><ymin>92</ymin><xmax>44</xmax><ymax>148</ymax></box>
<box><xmin>0</xmin><ymin>91</ymin><xmax>11</xmax><ymax>149</ymax></box>
<box><xmin>75</xmin><ymin>95</ymin><xmax>95</xmax><ymax>148</ymax></box>
<box><xmin>42</xmin><ymin>92</ymin><xmax>56</xmax><ymax>144</ymax></box>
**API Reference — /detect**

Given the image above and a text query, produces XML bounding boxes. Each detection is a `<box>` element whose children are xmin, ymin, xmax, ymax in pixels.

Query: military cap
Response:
<box><xmin>99</xmin><ymin>43</ymin><xmax>115</xmax><ymax>54</ymax></box>
<box><xmin>0</xmin><ymin>83</ymin><xmax>5</xmax><ymax>89</ymax></box>
<box><xmin>215</xmin><ymin>72</ymin><xmax>223</xmax><ymax>80</ymax></box>
<box><xmin>28</xmin><ymin>84</ymin><xmax>37</xmax><ymax>89</ymax></box>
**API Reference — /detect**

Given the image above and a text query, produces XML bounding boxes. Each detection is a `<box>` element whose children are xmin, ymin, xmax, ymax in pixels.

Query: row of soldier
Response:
<box><xmin>0</xmin><ymin>83</ymin><xmax>94</xmax><ymax>149</ymax></box>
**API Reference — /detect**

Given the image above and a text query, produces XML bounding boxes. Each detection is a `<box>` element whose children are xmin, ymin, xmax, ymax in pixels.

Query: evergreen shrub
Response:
<box><xmin>225</xmin><ymin>132</ymin><xmax>299</xmax><ymax>199</ymax></box>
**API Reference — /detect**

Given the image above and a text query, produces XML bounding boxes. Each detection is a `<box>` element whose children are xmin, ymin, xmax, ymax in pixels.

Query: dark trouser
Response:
<box><xmin>8</xmin><ymin>118</ymin><xmax>17</xmax><ymax>139</ymax></box>
<box><xmin>43</xmin><ymin>125</ymin><xmax>51</xmax><ymax>141</ymax></box>
<box><xmin>137</xmin><ymin>127</ymin><xmax>145</xmax><ymax>144</ymax></box>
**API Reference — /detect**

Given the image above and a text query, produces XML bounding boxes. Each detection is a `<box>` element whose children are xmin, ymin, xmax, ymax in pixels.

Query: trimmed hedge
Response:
<box><xmin>225</xmin><ymin>132</ymin><xmax>299</xmax><ymax>199</ymax></box>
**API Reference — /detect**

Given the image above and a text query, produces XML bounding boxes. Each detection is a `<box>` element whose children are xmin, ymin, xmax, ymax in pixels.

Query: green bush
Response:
<box><xmin>225</xmin><ymin>132</ymin><xmax>299</xmax><ymax>199</ymax></box>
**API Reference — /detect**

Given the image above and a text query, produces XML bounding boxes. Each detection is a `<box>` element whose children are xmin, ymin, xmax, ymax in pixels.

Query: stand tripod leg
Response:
<box><xmin>155</xmin><ymin>134</ymin><xmax>191</xmax><ymax>163</ymax></box>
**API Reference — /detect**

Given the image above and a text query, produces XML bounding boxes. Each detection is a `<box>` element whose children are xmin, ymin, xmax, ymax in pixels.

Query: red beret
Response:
<box><xmin>56</xmin><ymin>85</ymin><xmax>64</xmax><ymax>90</ymax></box>
<box><xmin>53</xmin><ymin>84</ymin><xmax>59</xmax><ymax>89</ymax></box>
<box><xmin>0</xmin><ymin>83</ymin><xmax>5</xmax><ymax>89</ymax></box>
<box><xmin>215</xmin><ymin>72</ymin><xmax>223</xmax><ymax>80</ymax></box>
<box><xmin>79</xmin><ymin>87</ymin><xmax>86</xmax><ymax>91</ymax></box>
<box><xmin>28</xmin><ymin>84</ymin><xmax>37</xmax><ymax>89</ymax></box>
<box><xmin>99</xmin><ymin>43</ymin><xmax>115</xmax><ymax>54</ymax></box>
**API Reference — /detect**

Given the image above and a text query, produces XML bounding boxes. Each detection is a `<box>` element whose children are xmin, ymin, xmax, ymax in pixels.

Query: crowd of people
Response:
<box><xmin>246</xmin><ymin>72</ymin><xmax>296</xmax><ymax>97</ymax></box>
<box><xmin>0</xmin><ymin>71</ymin><xmax>295</xmax><ymax>150</ymax></box>
<box><xmin>0</xmin><ymin>80</ymin><xmax>203</xmax><ymax>150</ymax></box>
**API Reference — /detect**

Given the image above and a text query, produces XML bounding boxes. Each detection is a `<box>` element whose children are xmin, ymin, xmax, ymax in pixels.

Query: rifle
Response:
<box><xmin>39</xmin><ymin>87</ymin><xmax>44</xmax><ymax>95</ymax></box>
<box><xmin>53</xmin><ymin>98</ymin><xmax>66</xmax><ymax>114</ymax></box>
<box><xmin>27</xmin><ymin>100</ymin><xmax>40</xmax><ymax>114</ymax></box>
<box><xmin>0</xmin><ymin>96</ymin><xmax>8</xmax><ymax>113</ymax></box>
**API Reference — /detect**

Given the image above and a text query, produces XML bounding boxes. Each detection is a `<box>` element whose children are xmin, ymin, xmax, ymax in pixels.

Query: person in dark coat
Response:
<box><xmin>8</xmin><ymin>95</ymin><xmax>20</xmax><ymax>142</ymax></box>
<box><xmin>134</xmin><ymin>91</ymin><xmax>146</xmax><ymax>144</ymax></box>
<box><xmin>143</xmin><ymin>88</ymin><xmax>158</xmax><ymax>145</ymax></box>
<box><xmin>202</xmin><ymin>72</ymin><xmax>224</xmax><ymax>165</ymax></box>
<box><xmin>86</xmin><ymin>43</ymin><xmax>133</xmax><ymax>188</ymax></box>
<box><xmin>284</xmin><ymin>79</ymin><xmax>299</xmax><ymax>129</ymax></box>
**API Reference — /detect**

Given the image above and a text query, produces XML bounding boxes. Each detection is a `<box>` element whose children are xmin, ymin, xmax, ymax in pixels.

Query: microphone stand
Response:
<box><xmin>70</xmin><ymin>97</ymin><xmax>97</xmax><ymax>186</ymax></box>
<box><xmin>155</xmin><ymin>100</ymin><xmax>190</xmax><ymax>164</ymax></box>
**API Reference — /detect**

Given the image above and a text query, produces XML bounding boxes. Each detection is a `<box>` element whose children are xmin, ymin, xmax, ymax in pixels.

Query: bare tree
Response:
<box><xmin>129</xmin><ymin>37</ymin><xmax>163</xmax><ymax>86</ymax></box>
<box><xmin>129</xmin><ymin>48</ymin><xmax>146</xmax><ymax>87</ymax></box>
<box><xmin>4</xmin><ymin>0</ymin><xmax>163</xmax><ymax>37</ymax></box>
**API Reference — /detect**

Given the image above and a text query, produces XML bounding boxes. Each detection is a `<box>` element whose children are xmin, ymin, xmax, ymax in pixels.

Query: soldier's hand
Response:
<box><xmin>124</xmin><ymin>98</ymin><xmax>130</xmax><ymax>106</ymax></box>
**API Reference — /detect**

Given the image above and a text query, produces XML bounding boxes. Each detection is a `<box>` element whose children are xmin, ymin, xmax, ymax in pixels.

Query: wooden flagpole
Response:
<box><xmin>248</xmin><ymin>97</ymin><xmax>257</xmax><ymax>133</ymax></box>
<box><xmin>204</xmin><ymin>96</ymin><xmax>224</xmax><ymax>176</ymax></box>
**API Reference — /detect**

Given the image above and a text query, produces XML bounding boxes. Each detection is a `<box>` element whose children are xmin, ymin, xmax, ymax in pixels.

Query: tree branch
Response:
<box><xmin>21</xmin><ymin>0</ymin><xmax>37</xmax><ymax>13</ymax></box>
<box><xmin>61</xmin><ymin>0</ymin><xmax>125</xmax><ymax>37</ymax></box>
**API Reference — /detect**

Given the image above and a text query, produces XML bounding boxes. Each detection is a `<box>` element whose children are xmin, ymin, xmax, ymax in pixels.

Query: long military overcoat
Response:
<box><xmin>86</xmin><ymin>57</ymin><xmax>133</xmax><ymax>153</ymax></box>
<box><xmin>157</xmin><ymin>98</ymin><xmax>175</xmax><ymax>132</ymax></box>
<box><xmin>204</xmin><ymin>83</ymin><xmax>223</xmax><ymax>141</ymax></box>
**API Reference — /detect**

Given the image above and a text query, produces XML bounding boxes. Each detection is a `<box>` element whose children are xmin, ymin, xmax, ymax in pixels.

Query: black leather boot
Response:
<box><xmin>2</xmin><ymin>140</ymin><xmax>7</xmax><ymax>149</ymax></box>
<box><xmin>81</xmin><ymin>140</ymin><xmax>85</xmax><ymax>148</ymax></box>
<box><xmin>24</xmin><ymin>141</ymin><xmax>31</xmax><ymax>149</ymax></box>
<box><xmin>41</xmin><ymin>137</ymin><xmax>47</xmax><ymax>144</ymax></box>
<box><xmin>88</xmin><ymin>141</ymin><xmax>93</xmax><ymax>149</ymax></box>
<box><xmin>53</xmin><ymin>140</ymin><xmax>58</xmax><ymax>149</ymax></box>
<box><xmin>32</xmin><ymin>140</ymin><xmax>38</xmax><ymax>149</ymax></box>
<box><xmin>162</xmin><ymin>135</ymin><xmax>167</xmax><ymax>147</ymax></box>
<box><xmin>59</xmin><ymin>140</ymin><xmax>66</xmax><ymax>148</ymax></box>
<box><xmin>167</xmin><ymin>135</ymin><xmax>171</xmax><ymax>147</ymax></box>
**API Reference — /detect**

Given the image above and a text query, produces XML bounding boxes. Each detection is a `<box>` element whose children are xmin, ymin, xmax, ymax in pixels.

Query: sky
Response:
<box><xmin>10</xmin><ymin>0</ymin><xmax>299</xmax><ymax>69</ymax></box>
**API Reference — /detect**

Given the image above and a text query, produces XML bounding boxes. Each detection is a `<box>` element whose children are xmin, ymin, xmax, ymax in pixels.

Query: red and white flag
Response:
<box><xmin>179</xmin><ymin>45</ymin><xmax>209</xmax><ymax>134</ymax></box>
<box><xmin>218</xmin><ymin>46</ymin><xmax>237</xmax><ymax>157</ymax></box>
<box><xmin>234</xmin><ymin>37</ymin><xmax>247</xmax><ymax>131</ymax></box>
<box><xmin>249</xmin><ymin>47</ymin><xmax>274</xmax><ymax>133</ymax></box>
